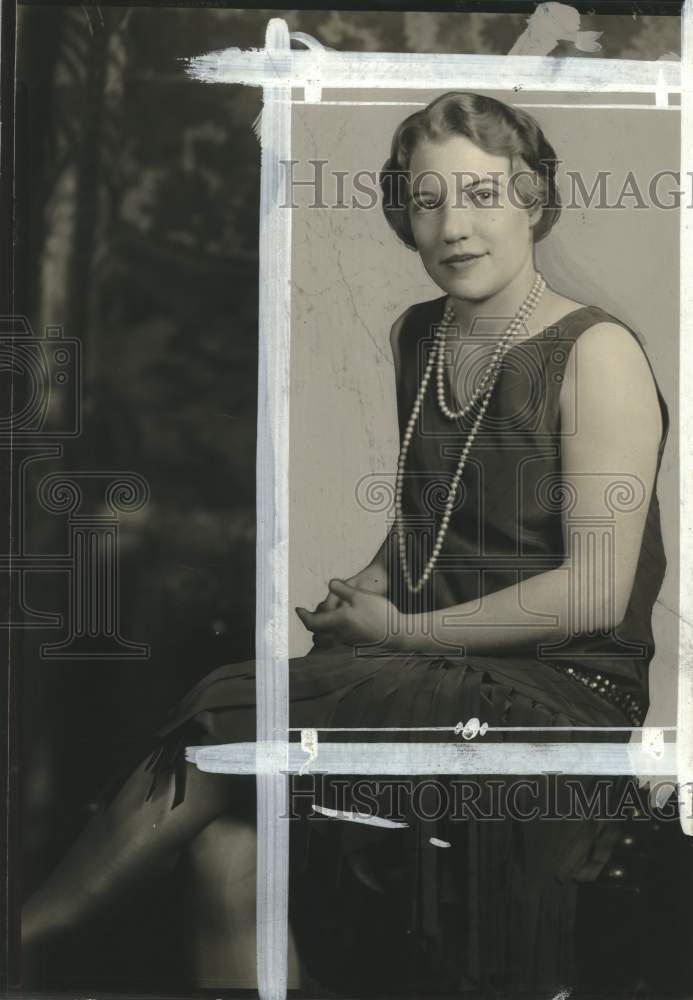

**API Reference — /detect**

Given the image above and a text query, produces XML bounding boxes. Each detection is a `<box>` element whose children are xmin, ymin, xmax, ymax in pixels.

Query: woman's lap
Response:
<box><xmin>158</xmin><ymin>640</ymin><xmax>634</xmax><ymax>748</ymax></box>
<box><xmin>138</xmin><ymin>642</ymin><xmax>636</xmax><ymax>995</ymax></box>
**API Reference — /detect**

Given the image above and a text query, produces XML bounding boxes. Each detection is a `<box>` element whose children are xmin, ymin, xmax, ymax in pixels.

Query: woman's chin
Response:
<box><xmin>439</xmin><ymin>276</ymin><xmax>493</xmax><ymax>302</ymax></box>
<box><xmin>427</xmin><ymin>263</ymin><xmax>494</xmax><ymax>301</ymax></box>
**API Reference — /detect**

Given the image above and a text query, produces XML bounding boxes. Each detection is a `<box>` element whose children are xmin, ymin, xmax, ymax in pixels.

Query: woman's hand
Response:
<box><xmin>306</xmin><ymin>566</ymin><xmax>390</xmax><ymax>648</ymax></box>
<box><xmin>296</xmin><ymin>579</ymin><xmax>403</xmax><ymax>650</ymax></box>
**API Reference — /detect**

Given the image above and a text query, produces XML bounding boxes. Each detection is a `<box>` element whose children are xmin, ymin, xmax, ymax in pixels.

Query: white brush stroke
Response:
<box><xmin>455</xmin><ymin>717</ymin><xmax>489</xmax><ymax>739</ymax></box>
<box><xmin>656</xmin><ymin>64</ymin><xmax>669</xmax><ymax>107</ymax></box>
<box><xmin>187</xmin><ymin>740</ymin><xmax>679</xmax><ymax>777</ymax></box>
<box><xmin>185</xmin><ymin>47</ymin><xmax>680</xmax><ymax>96</ymax></box>
<box><xmin>254</xmin><ymin>19</ymin><xmax>291</xmax><ymax>1000</ymax></box>
<box><xmin>292</xmin><ymin>100</ymin><xmax>678</xmax><ymax>110</ymax></box>
<box><xmin>299</xmin><ymin>727</ymin><xmax>318</xmax><ymax>775</ymax></box>
<box><xmin>312</xmin><ymin>804</ymin><xmax>409</xmax><ymax>828</ymax></box>
<box><xmin>508</xmin><ymin>2</ymin><xmax>601</xmax><ymax>57</ymax></box>
<box><xmin>679</xmin><ymin>0</ymin><xmax>693</xmax><ymax>838</ymax></box>
<box><xmin>286</xmin><ymin>725</ymin><xmax>676</xmax><ymax>732</ymax></box>
<box><xmin>643</xmin><ymin>727</ymin><xmax>666</xmax><ymax>760</ymax></box>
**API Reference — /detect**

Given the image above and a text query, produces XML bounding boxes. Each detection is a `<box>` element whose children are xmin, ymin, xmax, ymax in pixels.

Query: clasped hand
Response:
<box><xmin>295</xmin><ymin>578</ymin><xmax>402</xmax><ymax>650</ymax></box>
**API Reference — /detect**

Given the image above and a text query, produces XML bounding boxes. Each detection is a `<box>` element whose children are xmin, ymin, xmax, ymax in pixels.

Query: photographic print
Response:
<box><xmin>5</xmin><ymin>3</ymin><xmax>692</xmax><ymax>999</ymax></box>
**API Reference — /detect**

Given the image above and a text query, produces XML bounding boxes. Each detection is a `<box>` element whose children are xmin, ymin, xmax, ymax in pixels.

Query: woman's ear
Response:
<box><xmin>527</xmin><ymin>199</ymin><xmax>543</xmax><ymax>233</ymax></box>
<box><xmin>512</xmin><ymin>163</ymin><xmax>544</xmax><ymax>233</ymax></box>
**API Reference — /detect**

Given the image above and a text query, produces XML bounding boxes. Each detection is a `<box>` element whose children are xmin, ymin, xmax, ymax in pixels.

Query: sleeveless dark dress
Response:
<box><xmin>138</xmin><ymin>297</ymin><xmax>670</xmax><ymax>996</ymax></box>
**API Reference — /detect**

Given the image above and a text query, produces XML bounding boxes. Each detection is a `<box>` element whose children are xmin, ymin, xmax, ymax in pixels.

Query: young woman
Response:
<box><xmin>22</xmin><ymin>92</ymin><xmax>670</xmax><ymax>996</ymax></box>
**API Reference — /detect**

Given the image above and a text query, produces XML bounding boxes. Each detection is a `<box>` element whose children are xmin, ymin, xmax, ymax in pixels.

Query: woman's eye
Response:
<box><xmin>411</xmin><ymin>193</ymin><xmax>442</xmax><ymax>211</ymax></box>
<box><xmin>471</xmin><ymin>189</ymin><xmax>495</xmax><ymax>205</ymax></box>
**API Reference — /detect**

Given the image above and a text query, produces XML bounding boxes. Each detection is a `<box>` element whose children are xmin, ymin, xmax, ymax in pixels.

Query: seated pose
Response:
<box><xmin>22</xmin><ymin>92</ymin><xmax>669</xmax><ymax>996</ymax></box>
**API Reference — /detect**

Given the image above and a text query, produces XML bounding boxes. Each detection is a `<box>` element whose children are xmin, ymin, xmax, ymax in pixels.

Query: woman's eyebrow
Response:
<box><xmin>411</xmin><ymin>181</ymin><xmax>442</xmax><ymax>193</ymax></box>
<box><xmin>409</xmin><ymin>187</ymin><xmax>443</xmax><ymax>202</ymax></box>
<box><xmin>409</xmin><ymin>176</ymin><xmax>502</xmax><ymax>199</ymax></box>
<box><xmin>459</xmin><ymin>176</ymin><xmax>502</xmax><ymax>191</ymax></box>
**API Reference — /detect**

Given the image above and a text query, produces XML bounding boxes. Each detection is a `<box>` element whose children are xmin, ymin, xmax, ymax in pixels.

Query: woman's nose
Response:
<box><xmin>440</xmin><ymin>200</ymin><xmax>474</xmax><ymax>242</ymax></box>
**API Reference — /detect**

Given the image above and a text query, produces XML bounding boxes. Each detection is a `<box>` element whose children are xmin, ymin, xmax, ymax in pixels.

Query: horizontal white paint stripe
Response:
<box><xmin>286</xmin><ymin>725</ymin><xmax>676</xmax><ymax>733</ymax></box>
<box><xmin>516</xmin><ymin>103</ymin><xmax>678</xmax><ymax>110</ymax></box>
<box><xmin>186</xmin><ymin>48</ymin><xmax>680</xmax><ymax>96</ymax></box>
<box><xmin>186</xmin><ymin>740</ymin><xmax>678</xmax><ymax>776</ymax></box>
<box><xmin>291</xmin><ymin>100</ymin><xmax>678</xmax><ymax>111</ymax></box>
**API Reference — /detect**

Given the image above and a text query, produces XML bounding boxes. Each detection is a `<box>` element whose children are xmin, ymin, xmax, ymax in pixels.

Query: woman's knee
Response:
<box><xmin>187</xmin><ymin>817</ymin><xmax>257</xmax><ymax>898</ymax></box>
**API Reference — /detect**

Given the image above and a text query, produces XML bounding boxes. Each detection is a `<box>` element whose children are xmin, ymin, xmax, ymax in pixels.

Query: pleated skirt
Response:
<box><xmin>137</xmin><ymin>640</ymin><xmax>643</xmax><ymax>997</ymax></box>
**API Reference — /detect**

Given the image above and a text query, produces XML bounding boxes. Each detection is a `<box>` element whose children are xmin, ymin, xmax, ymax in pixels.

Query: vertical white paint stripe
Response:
<box><xmin>255</xmin><ymin>18</ymin><xmax>291</xmax><ymax>1000</ymax></box>
<box><xmin>679</xmin><ymin>1</ymin><xmax>693</xmax><ymax>839</ymax></box>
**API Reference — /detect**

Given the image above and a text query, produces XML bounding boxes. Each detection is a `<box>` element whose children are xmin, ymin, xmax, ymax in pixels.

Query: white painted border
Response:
<box><xmin>678</xmin><ymin>0</ymin><xmax>693</xmax><ymax>839</ymax></box>
<box><xmin>185</xmin><ymin>16</ymin><xmax>689</xmax><ymax>998</ymax></box>
<box><xmin>255</xmin><ymin>19</ymin><xmax>291</xmax><ymax>1000</ymax></box>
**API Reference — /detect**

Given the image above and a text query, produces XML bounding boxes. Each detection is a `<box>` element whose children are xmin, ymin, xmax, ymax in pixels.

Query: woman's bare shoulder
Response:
<box><xmin>549</xmin><ymin>290</ymin><xmax>664</xmax><ymax>437</ymax></box>
<box><xmin>560</xmin><ymin>317</ymin><xmax>663</xmax><ymax>441</ymax></box>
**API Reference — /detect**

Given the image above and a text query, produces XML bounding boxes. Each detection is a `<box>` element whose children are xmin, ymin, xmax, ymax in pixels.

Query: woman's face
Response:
<box><xmin>407</xmin><ymin>134</ymin><xmax>539</xmax><ymax>302</ymax></box>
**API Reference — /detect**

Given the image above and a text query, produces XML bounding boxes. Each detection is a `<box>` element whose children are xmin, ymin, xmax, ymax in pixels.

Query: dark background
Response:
<box><xmin>7</xmin><ymin>4</ymin><xmax>691</xmax><ymax>996</ymax></box>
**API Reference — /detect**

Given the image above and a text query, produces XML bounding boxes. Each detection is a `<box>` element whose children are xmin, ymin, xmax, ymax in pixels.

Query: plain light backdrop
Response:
<box><xmin>289</xmin><ymin>89</ymin><xmax>678</xmax><ymax>727</ymax></box>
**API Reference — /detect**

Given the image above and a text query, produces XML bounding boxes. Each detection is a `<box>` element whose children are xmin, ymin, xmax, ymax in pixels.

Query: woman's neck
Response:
<box><xmin>448</xmin><ymin>261</ymin><xmax>540</xmax><ymax>338</ymax></box>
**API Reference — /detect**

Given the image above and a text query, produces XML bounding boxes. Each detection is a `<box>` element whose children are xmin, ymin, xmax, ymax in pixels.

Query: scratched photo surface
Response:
<box><xmin>11</xmin><ymin>4</ymin><xmax>691</xmax><ymax>999</ymax></box>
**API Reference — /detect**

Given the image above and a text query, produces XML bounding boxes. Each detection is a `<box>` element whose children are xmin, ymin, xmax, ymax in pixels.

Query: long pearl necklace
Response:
<box><xmin>395</xmin><ymin>273</ymin><xmax>547</xmax><ymax>594</ymax></box>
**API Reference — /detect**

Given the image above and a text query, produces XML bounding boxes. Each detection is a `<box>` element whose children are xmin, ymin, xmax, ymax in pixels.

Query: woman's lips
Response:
<box><xmin>441</xmin><ymin>253</ymin><xmax>487</xmax><ymax>270</ymax></box>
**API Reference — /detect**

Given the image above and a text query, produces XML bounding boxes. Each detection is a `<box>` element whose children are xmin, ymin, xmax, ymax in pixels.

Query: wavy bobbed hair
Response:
<box><xmin>380</xmin><ymin>92</ymin><xmax>562</xmax><ymax>250</ymax></box>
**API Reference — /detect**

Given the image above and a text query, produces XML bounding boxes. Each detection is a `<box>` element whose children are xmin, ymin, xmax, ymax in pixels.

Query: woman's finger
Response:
<box><xmin>315</xmin><ymin>594</ymin><xmax>341</xmax><ymax>614</ymax></box>
<box><xmin>312</xmin><ymin>631</ymin><xmax>339</xmax><ymax>649</ymax></box>
<box><xmin>327</xmin><ymin>579</ymin><xmax>357</xmax><ymax>603</ymax></box>
<box><xmin>296</xmin><ymin>606</ymin><xmax>343</xmax><ymax>633</ymax></box>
